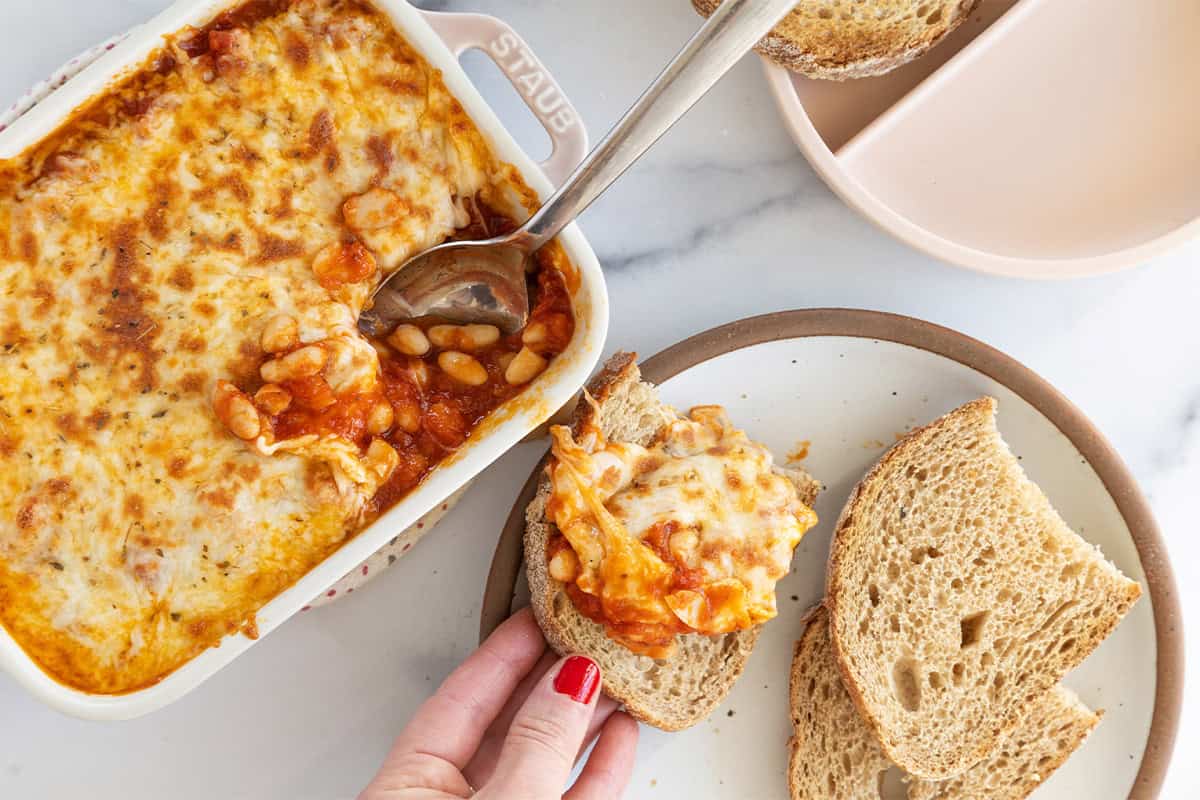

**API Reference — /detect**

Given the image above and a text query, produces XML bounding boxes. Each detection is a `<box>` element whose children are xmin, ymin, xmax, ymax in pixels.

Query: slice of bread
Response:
<box><xmin>826</xmin><ymin>398</ymin><xmax>1140</xmax><ymax>778</ymax></box>
<box><xmin>789</xmin><ymin>606</ymin><xmax>1102</xmax><ymax>800</ymax></box>
<box><xmin>524</xmin><ymin>351</ymin><xmax>820</xmax><ymax>731</ymax></box>
<box><xmin>790</xmin><ymin>606</ymin><xmax>896</xmax><ymax>798</ymax></box>
<box><xmin>691</xmin><ymin>0</ymin><xmax>979</xmax><ymax>80</ymax></box>
<box><xmin>906</xmin><ymin>683</ymin><xmax>1101</xmax><ymax>800</ymax></box>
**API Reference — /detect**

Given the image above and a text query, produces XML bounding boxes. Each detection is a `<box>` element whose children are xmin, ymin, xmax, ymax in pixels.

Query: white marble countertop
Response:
<box><xmin>0</xmin><ymin>0</ymin><xmax>1195</xmax><ymax>797</ymax></box>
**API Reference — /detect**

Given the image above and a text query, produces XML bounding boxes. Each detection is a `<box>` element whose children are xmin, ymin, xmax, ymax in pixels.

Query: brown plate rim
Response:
<box><xmin>480</xmin><ymin>308</ymin><xmax>1182</xmax><ymax>799</ymax></box>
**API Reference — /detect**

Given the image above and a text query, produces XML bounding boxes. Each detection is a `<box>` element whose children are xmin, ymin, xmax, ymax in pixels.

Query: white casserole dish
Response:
<box><xmin>0</xmin><ymin>0</ymin><xmax>607</xmax><ymax>720</ymax></box>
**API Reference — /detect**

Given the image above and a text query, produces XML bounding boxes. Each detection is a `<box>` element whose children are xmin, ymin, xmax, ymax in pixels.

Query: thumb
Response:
<box><xmin>485</xmin><ymin>655</ymin><xmax>602</xmax><ymax>797</ymax></box>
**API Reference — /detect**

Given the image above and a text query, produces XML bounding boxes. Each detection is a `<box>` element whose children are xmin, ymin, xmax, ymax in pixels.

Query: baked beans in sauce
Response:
<box><xmin>261</xmin><ymin>198</ymin><xmax>573</xmax><ymax>519</ymax></box>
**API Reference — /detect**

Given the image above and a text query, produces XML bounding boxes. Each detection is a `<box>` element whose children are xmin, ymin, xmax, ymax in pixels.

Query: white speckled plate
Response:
<box><xmin>484</xmin><ymin>310</ymin><xmax>1182</xmax><ymax>799</ymax></box>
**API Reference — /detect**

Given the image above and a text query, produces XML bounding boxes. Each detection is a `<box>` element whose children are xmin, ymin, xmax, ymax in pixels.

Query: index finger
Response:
<box><xmin>385</xmin><ymin>608</ymin><xmax>547</xmax><ymax>771</ymax></box>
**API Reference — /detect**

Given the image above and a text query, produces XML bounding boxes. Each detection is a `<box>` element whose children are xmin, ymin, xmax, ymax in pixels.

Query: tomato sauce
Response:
<box><xmin>255</xmin><ymin>198</ymin><xmax>574</xmax><ymax>521</ymax></box>
<box><xmin>549</xmin><ymin>517</ymin><xmax>715</xmax><ymax>657</ymax></box>
<box><xmin>178</xmin><ymin>0</ymin><xmax>293</xmax><ymax>58</ymax></box>
<box><xmin>274</xmin><ymin>384</ymin><xmax>372</xmax><ymax>444</ymax></box>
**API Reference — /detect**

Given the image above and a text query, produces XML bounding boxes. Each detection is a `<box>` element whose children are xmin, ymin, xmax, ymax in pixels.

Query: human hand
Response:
<box><xmin>359</xmin><ymin>608</ymin><xmax>639</xmax><ymax>800</ymax></box>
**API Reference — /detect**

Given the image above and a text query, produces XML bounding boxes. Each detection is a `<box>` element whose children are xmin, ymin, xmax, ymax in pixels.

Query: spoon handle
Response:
<box><xmin>517</xmin><ymin>0</ymin><xmax>797</xmax><ymax>249</ymax></box>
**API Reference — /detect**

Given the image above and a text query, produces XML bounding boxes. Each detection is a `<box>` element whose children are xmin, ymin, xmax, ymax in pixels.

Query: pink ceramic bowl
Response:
<box><xmin>763</xmin><ymin>0</ymin><xmax>1200</xmax><ymax>279</ymax></box>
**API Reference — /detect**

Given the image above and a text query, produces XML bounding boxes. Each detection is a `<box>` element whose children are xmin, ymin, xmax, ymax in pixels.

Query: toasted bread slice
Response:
<box><xmin>789</xmin><ymin>606</ymin><xmax>1101</xmax><ymax>800</ymax></box>
<box><xmin>827</xmin><ymin>398</ymin><xmax>1140</xmax><ymax>778</ymax></box>
<box><xmin>691</xmin><ymin>0</ymin><xmax>979</xmax><ymax>80</ymax></box>
<box><xmin>525</xmin><ymin>352</ymin><xmax>819</xmax><ymax>731</ymax></box>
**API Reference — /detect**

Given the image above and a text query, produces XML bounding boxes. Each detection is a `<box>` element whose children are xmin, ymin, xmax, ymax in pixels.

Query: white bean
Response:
<box><xmin>428</xmin><ymin>323</ymin><xmax>500</xmax><ymax>350</ymax></box>
<box><xmin>548</xmin><ymin>547</ymin><xmax>580</xmax><ymax>583</ymax></box>
<box><xmin>387</xmin><ymin>324</ymin><xmax>430</xmax><ymax>356</ymax></box>
<box><xmin>521</xmin><ymin>321</ymin><xmax>547</xmax><ymax>347</ymax></box>
<box><xmin>364</xmin><ymin>438</ymin><xmax>399</xmax><ymax>481</ymax></box>
<box><xmin>394</xmin><ymin>400</ymin><xmax>421</xmax><ymax>433</ymax></box>
<box><xmin>253</xmin><ymin>383</ymin><xmax>292</xmax><ymax>415</ymax></box>
<box><xmin>505</xmin><ymin>347</ymin><xmax>547</xmax><ymax>385</ymax></box>
<box><xmin>366</xmin><ymin>401</ymin><xmax>394</xmax><ymax>435</ymax></box>
<box><xmin>213</xmin><ymin>381</ymin><xmax>261</xmax><ymax>440</ymax></box>
<box><xmin>437</xmin><ymin>351</ymin><xmax>488</xmax><ymax>386</ymax></box>
<box><xmin>260</xmin><ymin>345</ymin><xmax>327</xmax><ymax>384</ymax></box>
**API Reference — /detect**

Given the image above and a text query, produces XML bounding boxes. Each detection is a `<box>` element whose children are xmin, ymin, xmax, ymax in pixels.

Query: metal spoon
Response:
<box><xmin>358</xmin><ymin>0</ymin><xmax>798</xmax><ymax>337</ymax></box>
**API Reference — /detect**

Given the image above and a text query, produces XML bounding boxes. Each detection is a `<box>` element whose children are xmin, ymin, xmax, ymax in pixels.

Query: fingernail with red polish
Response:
<box><xmin>553</xmin><ymin>655</ymin><xmax>600</xmax><ymax>704</ymax></box>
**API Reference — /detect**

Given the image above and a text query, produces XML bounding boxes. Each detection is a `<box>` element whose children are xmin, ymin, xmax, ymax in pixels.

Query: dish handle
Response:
<box><xmin>419</xmin><ymin>10</ymin><xmax>588</xmax><ymax>187</ymax></box>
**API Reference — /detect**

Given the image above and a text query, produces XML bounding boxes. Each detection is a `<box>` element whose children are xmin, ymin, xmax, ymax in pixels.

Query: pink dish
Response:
<box><xmin>763</xmin><ymin>0</ymin><xmax>1200</xmax><ymax>278</ymax></box>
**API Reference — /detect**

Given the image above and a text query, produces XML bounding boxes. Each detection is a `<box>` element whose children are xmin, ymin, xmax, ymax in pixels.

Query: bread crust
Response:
<box><xmin>524</xmin><ymin>351</ymin><xmax>816</xmax><ymax>730</ymax></box>
<box><xmin>691</xmin><ymin>0</ymin><xmax>980</xmax><ymax>80</ymax></box>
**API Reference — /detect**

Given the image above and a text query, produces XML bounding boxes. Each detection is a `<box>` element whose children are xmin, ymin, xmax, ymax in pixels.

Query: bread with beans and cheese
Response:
<box><xmin>525</xmin><ymin>352</ymin><xmax>820</xmax><ymax>730</ymax></box>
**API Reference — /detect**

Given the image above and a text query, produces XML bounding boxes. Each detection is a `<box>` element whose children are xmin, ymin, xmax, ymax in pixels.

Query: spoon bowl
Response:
<box><xmin>357</xmin><ymin>238</ymin><xmax>532</xmax><ymax>337</ymax></box>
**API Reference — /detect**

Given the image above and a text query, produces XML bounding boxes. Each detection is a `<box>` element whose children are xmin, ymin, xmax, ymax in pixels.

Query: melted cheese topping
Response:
<box><xmin>546</xmin><ymin>404</ymin><xmax>817</xmax><ymax>658</ymax></box>
<box><xmin>0</xmin><ymin>0</ymin><xmax>548</xmax><ymax>693</ymax></box>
